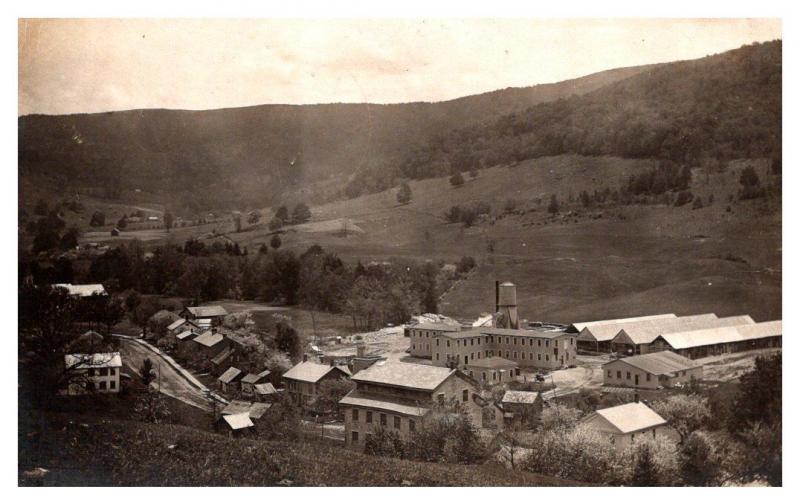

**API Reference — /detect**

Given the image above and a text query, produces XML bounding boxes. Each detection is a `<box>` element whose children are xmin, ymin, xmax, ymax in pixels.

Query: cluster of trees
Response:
<box><xmin>444</xmin><ymin>201</ymin><xmax>492</xmax><ymax>227</ymax></box>
<box><xmin>268</xmin><ymin>203</ymin><xmax>311</xmax><ymax>231</ymax></box>
<box><xmin>23</xmin><ymin>204</ymin><xmax>81</xmax><ymax>254</ymax></box>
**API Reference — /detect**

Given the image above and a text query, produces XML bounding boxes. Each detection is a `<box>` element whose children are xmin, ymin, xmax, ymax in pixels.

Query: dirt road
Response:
<box><xmin>116</xmin><ymin>337</ymin><xmax>217</xmax><ymax>412</ymax></box>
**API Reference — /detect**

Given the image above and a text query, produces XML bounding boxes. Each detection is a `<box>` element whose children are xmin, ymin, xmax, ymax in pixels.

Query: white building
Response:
<box><xmin>579</xmin><ymin>402</ymin><xmax>678</xmax><ymax>451</ymax></box>
<box><xmin>64</xmin><ymin>352</ymin><xmax>122</xmax><ymax>395</ymax></box>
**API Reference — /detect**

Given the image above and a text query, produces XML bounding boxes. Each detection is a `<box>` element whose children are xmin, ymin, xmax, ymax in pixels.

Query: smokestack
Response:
<box><xmin>495</xmin><ymin>280</ymin><xmax>500</xmax><ymax>313</ymax></box>
<box><xmin>302</xmin><ymin>353</ymin><xmax>308</xmax><ymax>362</ymax></box>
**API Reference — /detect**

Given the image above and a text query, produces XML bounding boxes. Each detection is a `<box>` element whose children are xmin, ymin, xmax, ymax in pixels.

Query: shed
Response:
<box><xmin>240</xmin><ymin>369</ymin><xmax>271</xmax><ymax>397</ymax></box>
<box><xmin>218</xmin><ymin>366</ymin><xmax>243</xmax><ymax>394</ymax></box>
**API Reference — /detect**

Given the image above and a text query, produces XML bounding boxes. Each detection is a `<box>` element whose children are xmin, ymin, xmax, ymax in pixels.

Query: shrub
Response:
<box><xmin>674</xmin><ymin>190</ymin><xmax>694</xmax><ymax>207</ymax></box>
<box><xmin>692</xmin><ymin>196</ymin><xmax>704</xmax><ymax>209</ymax></box>
<box><xmin>449</xmin><ymin>172</ymin><xmax>465</xmax><ymax>187</ymax></box>
<box><xmin>456</xmin><ymin>256</ymin><xmax>476</xmax><ymax>273</ymax></box>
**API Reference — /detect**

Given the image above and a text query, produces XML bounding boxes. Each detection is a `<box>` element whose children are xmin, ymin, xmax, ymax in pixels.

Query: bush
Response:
<box><xmin>456</xmin><ymin>256</ymin><xmax>476</xmax><ymax>274</ymax></box>
<box><xmin>692</xmin><ymin>196</ymin><xmax>704</xmax><ymax>209</ymax></box>
<box><xmin>674</xmin><ymin>190</ymin><xmax>694</xmax><ymax>207</ymax></box>
<box><xmin>396</xmin><ymin>182</ymin><xmax>412</xmax><ymax>204</ymax></box>
<box><xmin>444</xmin><ymin>206</ymin><xmax>461</xmax><ymax>223</ymax></box>
<box><xmin>449</xmin><ymin>172</ymin><xmax>465</xmax><ymax>187</ymax></box>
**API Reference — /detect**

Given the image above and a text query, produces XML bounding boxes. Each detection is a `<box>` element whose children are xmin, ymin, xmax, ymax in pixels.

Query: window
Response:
<box><xmin>447</xmin><ymin>340</ymin><xmax>450</xmax><ymax>348</ymax></box>
<box><xmin>492</xmin><ymin>371</ymin><xmax>497</xmax><ymax>381</ymax></box>
<box><xmin>88</xmin><ymin>369</ymin><xmax>95</xmax><ymax>377</ymax></box>
<box><xmin>506</xmin><ymin>337</ymin><xmax>510</xmax><ymax>345</ymax></box>
<box><xmin>366</xmin><ymin>411</ymin><xmax>373</xmax><ymax>423</ymax></box>
<box><xmin>608</xmin><ymin>370</ymin><xmax>612</xmax><ymax>377</ymax></box>
<box><xmin>109</xmin><ymin>368</ymin><xmax>115</xmax><ymax>376</ymax></box>
<box><xmin>513</xmin><ymin>338</ymin><xmax>517</xmax><ymax>345</ymax></box>
<box><xmin>571</xmin><ymin>338</ymin><xmax>574</xmax><ymax>346</ymax></box>
<box><xmin>617</xmin><ymin>370</ymin><xmax>621</xmax><ymax>379</ymax></box>
<box><xmin>109</xmin><ymin>380</ymin><xmax>116</xmax><ymax>390</ymax></box>
<box><xmin>352</xmin><ymin>431</ymin><xmax>359</xmax><ymax>442</ymax></box>
<box><xmin>412</xmin><ymin>344</ymin><xmax>416</xmax><ymax>350</ymax></box>
<box><xmin>462</xmin><ymin>389</ymin><xmax>469</xmax><ymax>402</ymax></box>
<box><xmin>505</xmin><ymin>351</ymin><xmax>510</xmax><ymax>358</ymax></box>
<box><xmin>436</xmin><ymin>353</ymin><xmax>440</xmax><ymax>361</ymax></box>
<box><xmin>100</xmin><ymin>368</ymin><xmax>108</xmax><ymax>376</ymax></box>
<box><xmin>626</xmin><ymin>372</ymin><xmax>631</xmax><ymax>379</ymax></box>
<box><xmin>538</xmin><ymin>354</ymin><xmax>541</xmax><ymax>361</ymax></box>
<box><xmin>436</xmin><ymin>339</ymin><xmax>440</xmax><ymax>346</ymax></box>
<box><xmin>546</xmin><ymin>355</ymin><xmax>549</xmax><ymax>361</ymax></box>
<box><xmin>99</xmin><ymin>381</ymin><xmax>107</xmax><ymax>390</ymax></box>
<box><xmin>380</xmin><ymin>413</ymin><xmax>387</xmax><ymax>426</ymax></box>
<box><xmin>482</xmin><ymin>372</ymin><xmax>486</xmax><ymax>381</ymax></box>
<box><xmin>352</xmin><ymin>409</ymin><xmax>359</xmax><ymax>421</ymax></box>
<box><xmin>394</xmin><ymin>416</ymin><xmax>401</xmax><ymax>429</ymax></box>
<box><xmin>545</xmin><ymin>340</ymin><xmax>550</xmax><ymax>348</ymax></box>
<box><xmin>537</xmin><ymin>340</ymin><xmax>541</xmax><ymax>347</ymax></box>
<box><xmin>437</xmin><ymin>393</ymin><xmax>445</xmax><ymax>405</ymax></box>
<box><xmin>652</xmin><ymin>428</ymin><xmax>657</xmax><ymax>438</ymax></box>
<box><xmin>409</xmin><ymin>419</ymin><xmax>416</xmax><ymax>432</ymax></box>
<box><xmin>513</xmin><ymin>351</ymin><xmax>517</xmax><ymax>359</ymax></box>
<box><xmin>646</xmin><ymin>373</ymin><xmax>651</xmax><ymax>382</ymax></box>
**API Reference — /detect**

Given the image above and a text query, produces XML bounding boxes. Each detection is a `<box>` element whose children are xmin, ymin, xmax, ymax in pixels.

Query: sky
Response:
<box><xmin>18</xmin><ymin>18</ymin><xmax>782</xmax><ymax>116</ymax></box>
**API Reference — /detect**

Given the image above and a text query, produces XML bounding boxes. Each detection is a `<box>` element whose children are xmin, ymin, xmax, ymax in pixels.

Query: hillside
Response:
<box><xmin>18</xmin><ymin>65</ymin><xmax>654</xmax><ymax>214</ymax></box>
<box><xmin>19</xmin><ymin>410</ymin><xmax>581</xmax><ymax>486</ymax></box>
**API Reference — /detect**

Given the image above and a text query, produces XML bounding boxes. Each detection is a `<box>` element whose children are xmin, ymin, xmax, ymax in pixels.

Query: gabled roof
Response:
<box><xmin>53</xmin><ymin>283</ymin><xmax>107</xmax><ymax>297</ymax></box>
<box><xmin>254</xmin><ymin>382</ymin><xmax>277</xmax><ymax>395</ymax></box>
<box><xmin>467</xmin><ymin>356</ymin><xmax>519</xmax><ymax>369</ymax></box>
<box><xmin>241</xmin><ymin>369</ymin><xmax>270</xmax><ymax>384</ymax></box>
<box><xmin>351</xmin><ymin>361</ymin><xmax>454</xmax><ymax>391</ymax></box>
<box><xmin>222</xmin><ymin>412</ymin><xmax>254</xmax><ymax>430</ymax></box>
<box><xmin>608</xmin><ymin>351</ymin><xmax>699</xmax><ymax>376</ymax></box>
<box><xmin>658</xmin><ymin>320</ymin><xmax>781</xmax><ymax>350</ymax></box>
<box><xmin>248</xmin><ymin>402</ymin><xmax>271</xmax><ymax>419</ymax></box>
<box><xmin>218</xmin><ymin>367</ymin><xmax>243</xmax><ymax>384</ymax></box>
<box><xmin>409</xmin><ymin>322</ymin><xmax>462</xmax><ymax>332</ymax></box>
<box><xmin>211</xmin><ymin>346</ymin><xmax>234</xmax><ymax>365</ymax></box>
<box><xmin>590</xmin><ymin>402</ymin><xmax>667</xmax><ymax>434</ymax></box>
<box><xmin>282</xmin><ymin>361</ymin><xmax>350</xmax><ymax>383</ymax></box>
<box><xmin>193</xmin><ymin>330</ymin><xmax>224</xmax><ymax>347</ymax></box>
<box><xmin>65</xmin><ymin>352</ymin><xmax>122</xmax><ymax>369</ymax></box>
<box><xmin>185</xmin><ymin>305</ymin><xmax>228</xmax><ymax>318</ymax></box>
<box><xmin>339</xmin><ymin>390</ymin><xmax>430</xmax><ymax>417</ymax></box>
<box><xmin>176</xmin><ymin>330</ymin><xmax>196</xmax><ymax>341</ymax></box>
<box><xmin>614</xmin><ymin>315</ymin><xmax>754</xmax><ymax>346</ymax></box>
<box><xmin>167</xmin><ymin>318</ymin><xmax>187</xmax><ymax>331</ymax></box>
<box><xmin>502</xmin><ymin>390</ymin><xmax>541</xmax><ymax>404</ymax></box>
<box><xmin>579</xmin><ymin>313</ymin><xmax>718</xmax><ymax>343</ymax></box>
<box><xmin>569</xmin><ymin>314</ymin><xmax>677</xmax><ymax>333</ymax></box>
<box><xmin>221</xmin><ymin>400</ymin><xmax>253</xmax><ymax>415</ymax></box>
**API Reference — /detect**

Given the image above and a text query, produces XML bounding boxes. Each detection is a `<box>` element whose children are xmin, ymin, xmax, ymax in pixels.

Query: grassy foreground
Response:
<box><xmin>19</xmin><ymin>410</ymin><xmax>582</xmax><ymax>487</ymax></box>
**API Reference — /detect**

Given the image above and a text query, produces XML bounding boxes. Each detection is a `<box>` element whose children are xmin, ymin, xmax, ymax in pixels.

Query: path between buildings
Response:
<box><xmin>112</xmin><ymin>334</ymin><xmax>227</xmax><ymax>412</ymax></box>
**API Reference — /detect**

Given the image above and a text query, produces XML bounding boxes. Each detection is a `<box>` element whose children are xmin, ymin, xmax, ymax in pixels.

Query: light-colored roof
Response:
<box><xmin>64</xmin><ymin>352</ymin><xmax>122</xmax><ymax>369</ymax></box>
<box><xmin>609</xmin><ymin>351</ymin><xmax>699</xmax><ymax>375</ymax></box>
<box><xmin>409</xmin><ymin>322</ymin><xmax>462</xmax><ymax>332</ymax></box>
<box><xmin>176</xmin><ymin>330</ymin><xmax>196</xmax><ymax>341</ymax></box>
<box><xmin>351</xmin><ymin>361</ymin><xmax>455</xmax><ymax>391</ymax></box>
<box><xmin>254</xmin><ymin>383</ymin><xmax>277</xmax><ymax>395</ymax></box>
<box><xmin>282</xmin><ymin>361</ymin><xmax>349</xmax><ymax>383</ymax></box>
<box><xmin>658</xmin><ymin>320</ymin><xmax>781</xmax><ymax>350</ymax></box>
<box><xmin>248</xmin><ymin>402</ymin><xmax>271</xmax><ymax>419</ymax></box>
<box><xmin>339</xmin><ymin>390</ymin><xmax>429</xmax><ymax>417</ymax></box>
<box><xmin>570</xmin><ymin>314</ymin><xmax>677</xmax><ymax>333</ymax></box>
<box><xmin>502</xmin><ymin>390</ymin><xmax>541</xmax><ymax>404</ymax></box>
<box><xmin>53</xmin><ymin>283</ymin><xmax>107</xmax><ymax>297</ymax></box>
<box><xmin>221</xmin><ymin>400</ymin><xmax>253</xmax><ymax>415</ymax></box>
<box><xmin>222</xmin><ymin>412</ymin><xmax>254</xmax><ymax>430</ymax></box>
<box><xmin>186</xmin><ymin>305</ymin><xmax>228</xmax><ymax>318</ymax></box>
<box><xmin>193</xmin><ymin>330</ymin><xmax>224</xmax><ymax>347</ymax></box>
<box><xmin>479</xmin><ymin>327</ymin><xmax>570</xmax><ymax>339</ymax></box>
<box><xmin>467</xmin><ymin>356</ymin><xmax>519</xmax><ymax>369</ymax></box>
<box><xmin>167</xmin><ymin>318</ymin><xmax>187</xmax><ymax>331</ymax></box>
<box><xmin>593</xmin><ymin>402</ymin><xmax>667</xmax><ymax>434</ymax></box>
<box><xmin>615</xmin><ymin>315</ymin><xmax>753</xmax><ymax>346</ymax></box>
<box><xmin>241</xmin><ymin>370</ymin><xmax>270</xmax><ymax>384</ymax></box>
<box><xmin>218</xmin><ymin>367</ymin><xmax>242</xmax><ymax>384</ymax></box>
<box><xmin>579</xmin><ymin>314</ymin><xmax>718</xmax><ymax>343</ymax></box>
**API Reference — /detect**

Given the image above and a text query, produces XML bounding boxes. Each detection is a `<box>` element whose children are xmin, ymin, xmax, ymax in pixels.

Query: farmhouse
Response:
<box><xmin>464</xmin><ymin>356</ymin><xmax>520</xmax><ymax>386</ymax></box>
<box><xmin>218</xmin><ymin>366</ymin><xmax>243</xmax><ymax>394</ymax></box>
<box><xmin>282</xmin><ymin>360</ymin><xmax>351</xmax><ymax>407</ymax></box>
<box><xmin>610</xmin><ymin>314</ymin><xmax>755</xmax><ymax>355</ymax></box>
<box><xmin>500</xmin><ymin>390</ymin><xmax>543</xmax><ymax>428</ymax></box>
<box><xmin>64</xmin><ymin>352</ymin><xmax>122</xmax><ymax>395</ymax></box>
<box><xmin>603</xmin><ymin>351</ymin><xmax>703</xmax><ymax>389</ymax></box>
<box><xmin>580</xmin><ymin>401</ymin><xmax>678</xmax><ymax>451</ymax></box>
<box><xmin>180</xmin><ymin>305</ymin><xmax>229</xmax><ymax>326</ymax></box>
<box><xmin>650</xmin><ymin>320</ymin><xmax>782</xmax><ymax>359</ymax></box>
<box><xmin>340</xmin><ymin>361</ymin><xmax>483</xmax><ymax>449</ymax></box>
<box><xmin>577</xmin><ymin>313</ymin><xmax>718</xmax><ymax>354</ymax></box>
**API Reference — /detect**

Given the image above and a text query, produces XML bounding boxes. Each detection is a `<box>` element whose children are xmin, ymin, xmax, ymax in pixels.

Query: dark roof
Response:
<box><xmin>351</xmin><ymin>361</ymin><xmax>455</xmax><ymax>391</ymax></box>
<box><xmin>211</xmin><ymin>347</ymin><xmax>234</xmax><ymax>365</ymax></box>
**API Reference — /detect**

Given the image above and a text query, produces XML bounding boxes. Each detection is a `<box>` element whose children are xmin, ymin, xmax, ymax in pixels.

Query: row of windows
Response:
<box><xmin>608</xmin><ymin>369</ymin><xmax>691</xmax><ymax>380</ymax></box>
<box><xmin>87</xmin><ymin>368</ymin><xmax>117</xmax><ymax>377</ymax></box>
<box><xmin>437</xmin><ymin>350</ymin><xmax>567</xmax><ymax>365</ymax></box>
<box><xmin>351</xmin><ymin>409</ymin><xmax>417</xmax><ymax>432</ymax></box>
<box><xmin>88</xmin><ymin>380</ymin><xmax>116</xmax><ymax>390</ymax></box>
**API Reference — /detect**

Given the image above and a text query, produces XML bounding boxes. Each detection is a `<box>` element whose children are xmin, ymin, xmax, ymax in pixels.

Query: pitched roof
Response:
<box><xmin>167</xmin><ymin>318</ymin><xmax>187</xmax><ymax>331</ymax></box>
<box><xmin>218</xmin><ymin>367</ymin><xmax>243</xmax><ymax>384</ymax></box>
<box><xmin>615</xmin><ymin>315</ymin><xmax>754</xmax><ymax>346</ymax></box>
<box><xmin>248</xmin><ymin>402</ymin><xmax>271</xmax><ymax>419</ymax></box>
<box><xmin>282</xmin><ymin>361</ymin><xmax>349</xmax><ymax>383</ymax></box>
<box><xmin>241</xmin><ymin>370</ymin><xmax>270</xmax><ymax>384</ymax></box>
<box><xmin>592</xmin><ymin>402</ymin><xmax>667</xmax><ymax>434</ymax></box>
<box><xmin>254</xmin><ymin>383</ymin><xmax>277</xmax><ymax>395</ymax></box>
<box><xmin>610</xmin><ymin>351</ymin><xmax>699</xmax><ymax>375</ymax></box>
<box><xmin>64</xmin><ymin>352</ymin><xmax>122</xmax><ymax>369</ymax></box>
<box><xmin>467</xmin><ymin>356</ymin><xmax>519</xmax><ymax>369</ymax></box>
<box><xmin>409</xmin><ymin>322</ymin><xmax>462</xmax><ymax>332</ymax></box>
<box><xmin>193</xmin><ymin>330</ymin><xmax>224</xmax><ymax>347</ymax></box>
<box><xmin>339</xmin><ymin>390</ymin><xmax>430</xmax><ymax>417</ymax></box>
<box><xmin>502</xmin><ymin>390</ymin><xmax>541</xmax><ymax>404</ymax></box>
<box><xmin>351</xmin><ymin>361</ymin><xmax>455</xmax><ymax>391</ymax></box>
<box><xmin>176</xmin><ymin>330</ymin><xmax>196</xmax><ymax>341</ymax></box>
<box><xmin>186</xmin><ymin>305</ymin><xmax>228</xmax><ymax>318</ymax></box>
<box><xmin>569</xmin><ymin>314</ymin><xmax>677</xmax><ymax>333</ymax></box>
<box><xmin>221</xmin><ymin>400</ymin><xmax>253</xmax><ymax>416</ymax></box>
<box><xmin>479</xmin><ymin>327</ymin><xmax>570</xmax><ymax>339</ymax></box>
<box><xmin>579</xmin><ymin>313</ymin><xmax>718</xmax><ymax>343</ymax></box>
<box><xmin>53</xmin><ymin>283</ymin><xmax>107</xmax><ymax>297</ymax></box>
<box><xmin>658</xmin><ymin>320</ymin><xmax>781</xmax><ymax>350</ymax></box>
<box><xmin>222</xmin><ymin>412</ymin><xmax>254</xmax><ymax>430</ymax></box>
<box><xmin>211</xmin><ymin>346</ymin><xmax>234</xmax><ymax>365</ymax></box>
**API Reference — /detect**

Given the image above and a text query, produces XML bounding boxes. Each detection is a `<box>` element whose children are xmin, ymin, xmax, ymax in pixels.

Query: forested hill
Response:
<box><xmin>396</xmin><ymin>40</ymin><xmax>782</xmax><ymax>181</ymax></box>
<box><xmin>19</xmin><ymin>65</ymin><xmax>651</xmax><ymax>213</ymax></box>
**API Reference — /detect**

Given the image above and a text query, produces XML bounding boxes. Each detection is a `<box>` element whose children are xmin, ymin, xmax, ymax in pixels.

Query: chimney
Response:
<box><xmin>356</xmin><ymin>343</ymin><xmax>366</xmax><ymax>358</ymax></box>
<box><xmin>302</xmin><ymin>353</ymin><xmax>308</xmax><ymax>363</ymax></box>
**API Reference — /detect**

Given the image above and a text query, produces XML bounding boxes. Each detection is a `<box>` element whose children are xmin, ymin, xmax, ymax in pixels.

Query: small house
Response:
<box><xmin>579</xmin><ymin>402</ymin><xmax>678</xmax><ymax>451</ymax></box>
<box><xmin>602</xmin><ymin>351</ymin><xmax>703</xmax><ymax>389</ymax></box>
<box><xmin>282</xmin><ymin>359</ymin><xmax>351</xmax><ymax>408</ymax></box>
<box><xmin>254</xmin><ymin>382</ymin><xmax>278</xmax><ymax>401</ymax></box>
<box><xmin>192</xmin><ymin>330</ymin><xmax>227</xmax><ymax>359</ymax></box>
<box><xmin>501</xmin><ymin>390</ymin><xmax>543</xmax><ymax>428</ymax></box>
<box><xmin>180</xmin><ymin>305</ymin><xmax>229</xmax><ymax>326</ymax></box>
<box><xmin>219</xmin><ymin>412</ymin><xmax>254</xmax><ymax>437</ymax></box>
<box><xmin>218</xmin><ymin>366</ymin><xmax>243</xmax><ymax>394</ymax></box>
<box><xmin>110</xmin><ymin>227</ymin><xmax>120</xmax><ymax>237</ymax></box>
<box><xmin>240</xmin><ymin>370</ymin><xmax>271</xmax><ymax>397</ymax></box>
<box><xmin>64</xmin><ymin>352</ymin><xmax>123</xmax><ymax>395</ymax></box>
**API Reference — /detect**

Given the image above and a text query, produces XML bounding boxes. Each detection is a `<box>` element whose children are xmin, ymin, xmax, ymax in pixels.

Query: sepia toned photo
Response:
<box><xmin>16</xmin><ymin>16</ymin><xmax>782</xmax><ymax>488</ymax></box>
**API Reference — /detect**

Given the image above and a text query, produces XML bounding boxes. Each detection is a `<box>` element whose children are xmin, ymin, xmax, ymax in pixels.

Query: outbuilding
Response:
<box><xmin>602</xmin><ymin>351</ymin><xmax>703</xmax><ymax>389</ymax></box>
<box><xmin>580</xmin><ymin>402</ymin><xmax>679</xmax><ymax>451</ymax></box>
